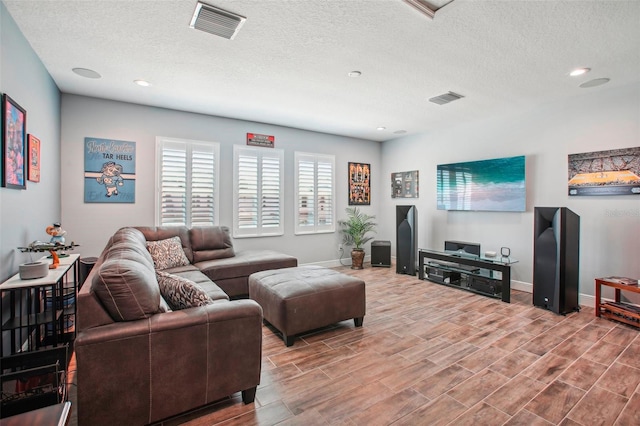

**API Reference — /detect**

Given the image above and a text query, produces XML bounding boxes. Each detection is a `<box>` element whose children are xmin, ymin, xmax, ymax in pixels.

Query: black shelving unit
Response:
<box><xmin>0</xmin><ymin>345</ymin><xmax>68</xmax><ymax>418</ymax></box>
<box><xmin>0</xmin><ymin>254</ymin><xmax>78</xmax><ymax>417</ymax></box>
<box><xmin>418</xmin><ymin>249</ymin><xmax>517</xmax><ymax>303</ymax></box>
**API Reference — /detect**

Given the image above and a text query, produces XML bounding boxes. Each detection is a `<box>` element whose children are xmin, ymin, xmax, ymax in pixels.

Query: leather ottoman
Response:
<box><xmin>249</xmin><ymin>265</ymin><xmax>365</xmax><ymax>346</ymax></box>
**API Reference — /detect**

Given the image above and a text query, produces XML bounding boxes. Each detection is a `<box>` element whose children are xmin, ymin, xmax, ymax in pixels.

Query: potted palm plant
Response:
<box><xmin>338</xmin><ymin>207</ymin><xmax>377</xmax><ymax>269</ymax></box>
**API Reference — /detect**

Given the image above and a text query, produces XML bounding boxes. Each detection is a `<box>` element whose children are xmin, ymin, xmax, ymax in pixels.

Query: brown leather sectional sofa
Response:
<box><xmin>75</xmin><ymin>226</ymin><xmax>297</xmax><ymax>425</ymax></box>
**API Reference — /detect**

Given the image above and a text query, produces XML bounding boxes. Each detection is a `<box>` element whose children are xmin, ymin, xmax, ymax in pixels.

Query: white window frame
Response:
<box><xmin>294</xmin><ymin>152</ymin><xmax>336</xmax><ymax>235</ymax></box>
<box><xmin>155</xmin><ymin>136</ymin><xmax>220</xmax><ymax>227</ymax></box>
<box><xmin>233</xmin><ymin>145</ymin><xmax>284</xmax><ymax>238</ymax></box>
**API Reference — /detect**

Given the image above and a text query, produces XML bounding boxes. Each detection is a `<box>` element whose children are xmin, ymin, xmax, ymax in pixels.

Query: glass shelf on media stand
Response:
<box><xmin>418</xmin><ymin>249</ymin><xmax>518</xmax><ymax>303</ymax></box>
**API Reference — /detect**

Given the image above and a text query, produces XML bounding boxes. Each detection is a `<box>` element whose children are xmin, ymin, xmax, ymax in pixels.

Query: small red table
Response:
<box><xmin>595</xmin><ymin>277</ymin><xmax>640</xmax><ymax>329</ymax></box>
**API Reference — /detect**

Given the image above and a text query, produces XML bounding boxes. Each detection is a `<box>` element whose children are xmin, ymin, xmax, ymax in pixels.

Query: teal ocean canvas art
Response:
<box><xmin>437</xmin><ymin>155</ymin><xmax>526</xmax><ymax>212</ymax></box>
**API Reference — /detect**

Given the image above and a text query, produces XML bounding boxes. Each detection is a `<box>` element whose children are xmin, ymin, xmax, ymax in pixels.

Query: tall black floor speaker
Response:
<box><xmin>396</xmin><ymin>205</ymin><xmax>417</xmax><ymax>275</ymax></box>
<box><xmin>533</xmin><ymin>207</ymin><xmax>580</xmax><ymax>314</ymax></box>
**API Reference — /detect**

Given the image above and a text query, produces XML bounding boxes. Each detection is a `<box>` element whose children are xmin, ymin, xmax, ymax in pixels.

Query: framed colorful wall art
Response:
<box><xmin>348</xmin><ymin>162</ymin><xmax>370</xmax><ymax>205</ymax></box>
<box><xmin>28</xmin><ymin>134</ymin><xmax>41</xmax><ymax>182</ymax></box>
<box><xmin>391</xmin><ymin>170</ymin><xmax>419</xmax><ymax>198</ymax></box>
<box><xmin>568</xmin><ymin>147</ymin><xmax>640</xmax><ymax>196</ymax></box>
<box><xmin>2</xmin><ymin>94</ymin><xmax>27</xmax><ymax>189</ymax></box>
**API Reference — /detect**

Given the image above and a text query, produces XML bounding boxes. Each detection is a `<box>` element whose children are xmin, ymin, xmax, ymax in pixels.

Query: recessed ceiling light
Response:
<box><xmin>347</xmin><ymin>71</ymin><xmax>362</xmax><ymax>77</ymax></box>
<box><xmin>134</xmin><ymin>79</ymin><xmax>152</xmax><ymax>87</ymax></box>
<box><xmin>394</xmin><ymin>130</ymin><xmax>407</xmax><ymax>134</ymax></box>
<box><xmin>376</xmin><ymin>126</ymin><xmax>386</xmax><ymax>131</ymax></box>
<box><xmin>72</xmin><ymin>67</ymin><xmax>101</xmax><ymax>79</ymax></box>
<box><xmin>579</xmin><ymin>78</ymin><xmax>610</xmax><ymax>88</ymax></box>
<box><xmin>569</xmin><ymin>68</ymin><xmax>590</xmax><ymax>77</ymax></box>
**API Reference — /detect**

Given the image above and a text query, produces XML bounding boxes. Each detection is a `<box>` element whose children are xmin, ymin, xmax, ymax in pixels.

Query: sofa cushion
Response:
<box><xmin>146</xmin><ymin>236</ymin><xmax>191</xmax><ymax>270</ymax></box>
<box><xmin>103</xmin><ymin>241</ymin><xmax>154</xmax><ymax>269</ymax></box>
<box><xmin>167</xmin><ymin>270</ymin><xmax>230</xmax><ymax>301</ymax></box>
<box><xmin>111</xmin><ymin>227</ymin><xmax>147</xmax><ymax>246</ymax></box>
<box><xmin>196</xmin><ymin>250</ymin><xmax>298</xmax><ymax>281</ymax></box>
<box><xmin>156</xmin><ymin>271</ymin><xmax>215</xmax><ymax>310</ymax></box>
<box><xmin>189</xmin><ymin>226</ymin><xmax>235</xmax><ymax>263</ymax></box>
<box><xmin>93</xmin><ymin>258</ymin><xmax>162</xmax><ymax>321</ymax></box>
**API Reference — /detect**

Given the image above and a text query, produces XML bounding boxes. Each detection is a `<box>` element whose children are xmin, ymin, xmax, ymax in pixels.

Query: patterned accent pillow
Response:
<box><xmin>156</xmin><ymin>270</ymin><xmax>214</xmax><ymax>310</ymax></box>
<box><xmin>146</xmin><ymin>236</ymin><xmax>190</xmax><ymax>270</ymax></box>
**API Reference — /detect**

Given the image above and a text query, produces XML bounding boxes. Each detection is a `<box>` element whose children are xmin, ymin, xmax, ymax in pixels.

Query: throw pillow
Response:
<box><xmin>156</xmin><ymin>270</ymin><xmax>214</xmax><ymax>310</ymax></box>
<box><xmin>146</xmin><ymin>236</ymin><xmax>190</xmax><ymax>270</ymax></box>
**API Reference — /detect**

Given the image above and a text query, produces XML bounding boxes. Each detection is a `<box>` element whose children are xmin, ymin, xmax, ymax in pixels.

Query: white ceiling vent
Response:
<box><xmin>429</xmin><ymin>91</ymin><xmax>465</xmax><ymax>105</ymax></box>
<box><xmin>190</xmin><ymin>2</ymin><xmax>246</xmax><ymax>40</ymax></box>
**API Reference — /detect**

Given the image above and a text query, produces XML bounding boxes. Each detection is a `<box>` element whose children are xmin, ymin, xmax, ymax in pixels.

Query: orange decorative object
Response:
<box><xmin>46</xmin><ymin>222</ymin><xmax>67</xmax><ymax>245</ymax></box>
<box><xmin>49</xmin><ymin>250</ymin><xmax>60</xmax><ymax>269</ymax></box>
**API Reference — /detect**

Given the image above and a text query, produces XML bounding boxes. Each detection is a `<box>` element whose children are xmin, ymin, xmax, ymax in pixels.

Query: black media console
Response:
<box><xmin>418</xmin><ymin>249</ymin><xmax>517</xmax><ymax>303</ymax></box>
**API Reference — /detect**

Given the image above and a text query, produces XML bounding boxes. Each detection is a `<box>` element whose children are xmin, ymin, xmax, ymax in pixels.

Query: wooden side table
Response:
<box><xmin>595</xmin><ymin>277</ymin><xmax>640</xmax><ymax>328</ymax></box>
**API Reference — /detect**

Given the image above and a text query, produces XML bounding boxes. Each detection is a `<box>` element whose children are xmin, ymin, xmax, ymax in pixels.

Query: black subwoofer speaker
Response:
<box><xmin>371</xmin><ymin>240</ymin><xmax>391</xmax><ymax>267</ymax></box>
<box><xmin>396</xmin><ymin>205</ymin><xmax>417</xmax><ymax>275</ymax></box>
<box><xmin>533</xmin><ymin>207</ymin><xmax>580</xmax><ymax>314</ymax></box>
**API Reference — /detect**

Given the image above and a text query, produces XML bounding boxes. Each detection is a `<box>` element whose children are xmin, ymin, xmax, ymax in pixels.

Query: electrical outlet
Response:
<box><xmin>338</xmin><ymin>244</ymin><xmax>343</xmax><ymax>251</ymax></box>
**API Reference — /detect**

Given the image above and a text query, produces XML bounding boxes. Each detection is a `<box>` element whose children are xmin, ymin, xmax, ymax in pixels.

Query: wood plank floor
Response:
<box><xmin>69</xmin><ymin>262</ymin><xmax>640</xmax><ymax>425</ymax></box>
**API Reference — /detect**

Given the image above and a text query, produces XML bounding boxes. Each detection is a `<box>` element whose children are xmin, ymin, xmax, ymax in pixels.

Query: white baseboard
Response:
<box><xmin>304</xmin><ymin>259</ymin><xmax>342</xmax><ymax>268</ymax></box>
<box><xmin>479</xmin><ymin>279</ymin><xmax>596</xmax><ymax>308</ymax></box>
<box><xmin>511</xmin><ymin>280</ymin><xmax>532</xmax><ymax>293</ymax></box>
<box><xmin>579</xmin><ymin>293</ymin><xmax>595</xmax><ymax>309</ymax></box>
<box><xmin>303</xmin><ymin>255</ymin><xmax>371</xmax><ymax>269</ymax></box>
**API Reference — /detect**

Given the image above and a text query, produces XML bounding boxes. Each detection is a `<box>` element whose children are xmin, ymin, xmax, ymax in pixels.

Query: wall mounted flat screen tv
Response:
<box><xmin>437</xmin><ymin>155</ymin><xmax>526</xmax><ymax>212</ymax></box>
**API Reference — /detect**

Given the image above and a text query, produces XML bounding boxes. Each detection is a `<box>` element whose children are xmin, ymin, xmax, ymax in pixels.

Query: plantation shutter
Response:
<box><xmin>160</xmin><ymin>142</ymin><xmax>188</xmax><ymax>226</ymax></box>
<box><xmin>297</xmin><ymin>156</ymin><xmax>316</xmax><ymax>229</ymax></box>
<box><xmin>295</xmin><ymin>152</ymin><xmax>335</xmax><ymax>234</ymax></box>
<box><xmin>233</xmin><ymin>145</ymin><xmax>284</xmax><ymax>237</ymax></box>
<box><xmin>261</xmin><ymin>155</ymin><xmax>281</xmax><ymax>229</ymax></box>
<box><xmin>156</xmin><ymin>138</ymin><xmax>219</xmax><ymax>227</ymax></box>
<box><xmin>190</xmin><ymin>145</ymin><xmax>216</xmax><ymax>226</ymax></box>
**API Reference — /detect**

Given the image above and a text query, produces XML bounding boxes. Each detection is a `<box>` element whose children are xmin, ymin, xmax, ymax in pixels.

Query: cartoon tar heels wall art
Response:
<box><xmin>84</xmin><ymin>137</ymin><xmax>136</xmax><ymax>203</ymax></box>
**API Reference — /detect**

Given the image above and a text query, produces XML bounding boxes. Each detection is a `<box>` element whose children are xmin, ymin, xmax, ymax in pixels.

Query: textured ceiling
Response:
<box><xmin>4</xmin><ymin>0</ymin><xmax>640</xmax><ymax>142</ymax></box>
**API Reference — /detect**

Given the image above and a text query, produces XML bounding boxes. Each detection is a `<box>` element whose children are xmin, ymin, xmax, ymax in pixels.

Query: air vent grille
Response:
<box><xmin>429</xmin><ymin>91</ymin><xmax>465</xmax><ymax>105</ymax></box>
<box><xmin>190</xmin><ymin>2</ymin><xmax>246</xmax><ymax>40</ymax></box>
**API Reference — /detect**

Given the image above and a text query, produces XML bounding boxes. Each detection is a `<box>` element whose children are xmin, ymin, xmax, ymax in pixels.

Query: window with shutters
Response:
<box><xmin>233</xmin><ymin>145</ymin><xmax>284</xmax><ymax>238</ymax></box>
<box><xmin>155</xmin><ymin>137</ymin><xmax>219</xmax><ymax>227</ymax></box>
<box><xmin>295</xmin><ymin>152</ymin><xmax>335</xmax><ymax>234</ymax></box>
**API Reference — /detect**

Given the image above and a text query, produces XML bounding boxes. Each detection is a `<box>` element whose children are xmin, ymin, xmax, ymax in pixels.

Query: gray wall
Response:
<box><xmin>60</xmin><ymin>95</ymin><xmax>381</xmax><ymax>265</ymax></box>
<box><xmin>380</xmin><ymin>82</ymin><xmax>640</xmax><ymax>303</ymax></box>
<box><xmin>0</xmin><ymin>3</ymin><xmax>61</xmax><ymax>282</ymax></box>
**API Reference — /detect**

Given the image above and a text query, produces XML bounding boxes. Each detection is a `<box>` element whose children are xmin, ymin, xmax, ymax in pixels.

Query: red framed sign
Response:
<box><xmin>247</xmin><ymin>133</ymin><xmax>275</xmax><ymax>148</ymax></box>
